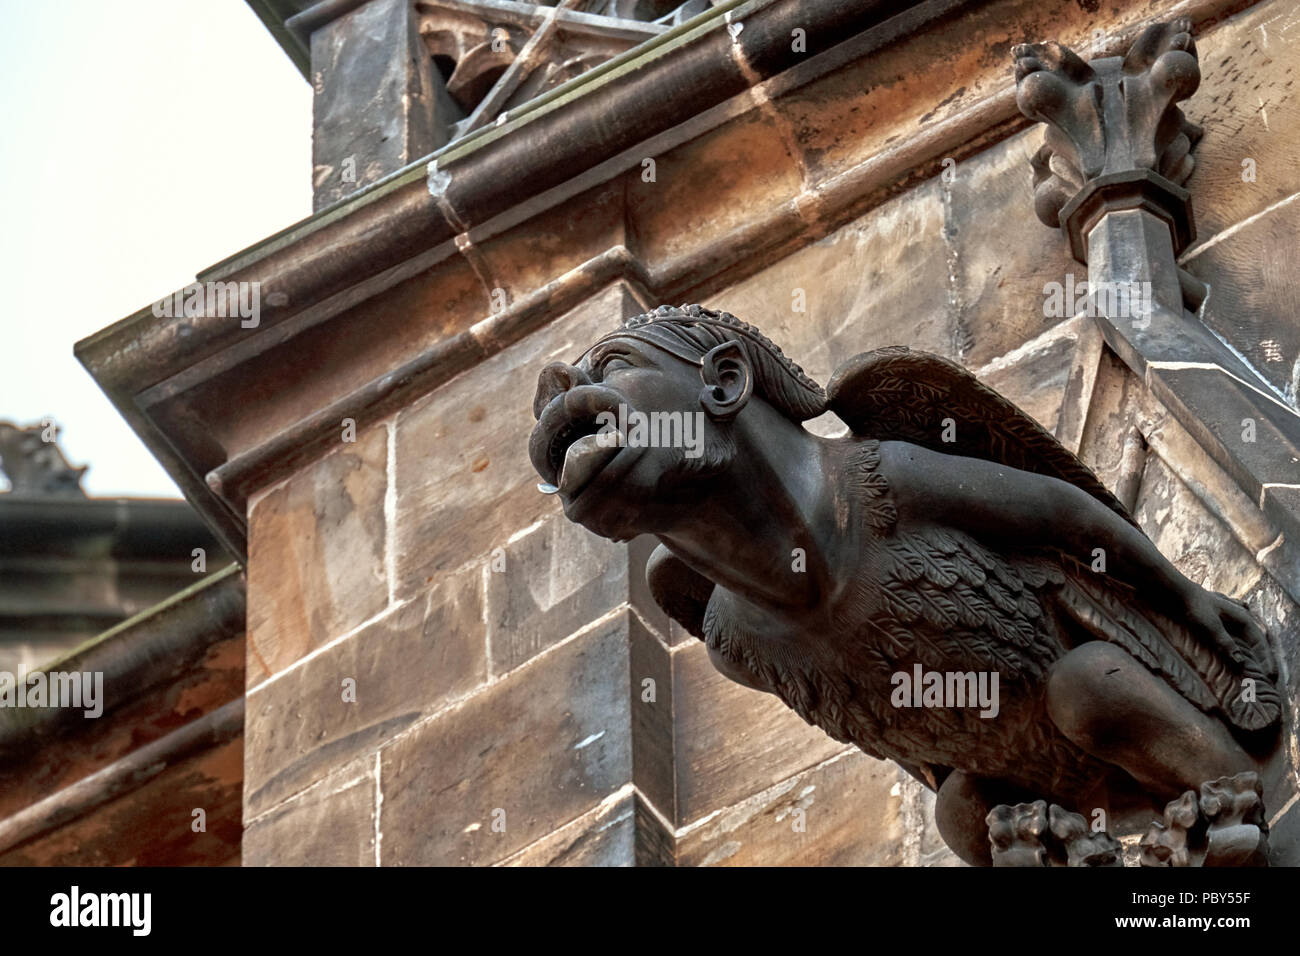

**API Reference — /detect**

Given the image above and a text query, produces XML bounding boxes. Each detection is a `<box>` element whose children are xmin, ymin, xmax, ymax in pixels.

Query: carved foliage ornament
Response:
<box><xmin>0</xmin><ymin>421</ymin><xmax>87</xmax><ymax>497</ymax></box>
<box><xmin>1014</xmin><ymin>17</ymin><xmax>1203</xmax><ymax>260</ymax></box>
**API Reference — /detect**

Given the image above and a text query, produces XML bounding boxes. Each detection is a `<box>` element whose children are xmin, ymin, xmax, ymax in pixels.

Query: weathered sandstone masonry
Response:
<box><xmin>74</xmin><ymin>0</ymin><xmax>1300</xmax><ymax>864</ymax></box>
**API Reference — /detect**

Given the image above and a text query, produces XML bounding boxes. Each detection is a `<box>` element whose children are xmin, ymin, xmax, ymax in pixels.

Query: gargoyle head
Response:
<box><xmin>527</xmin><ymin>304</ymin><xmax>826</xmax><ymax>541</ymax></box>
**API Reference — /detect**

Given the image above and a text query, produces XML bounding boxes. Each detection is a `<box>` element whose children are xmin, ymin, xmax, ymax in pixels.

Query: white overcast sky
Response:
<box><xmin>0</xmin><ymin>0</ymin><xmax>311</xmax><ymax>497</ymax></box>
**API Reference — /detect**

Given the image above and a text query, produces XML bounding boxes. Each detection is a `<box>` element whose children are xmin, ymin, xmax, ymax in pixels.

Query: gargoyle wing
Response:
<box><xmin>645</xmin><ymin>543</ymin><xmax>713</xmax><ymax>639</ymax></box>
<box><xmin>829</xmin><ymin>347</ymin><xmax>1280</xmax><ymax>732</ymax></box>
<box><xmin>1056</xmin><ymin>564</ymin><xmax>1281</xmax><ymax>731</ymax></box>
<box><xmin>826</xmin><ymin>346</ymin><xmax>1137</xmax><ymax>528</ymax></box>
<box><xmin>645</xmin><ymin>544</ymin><xmax>774</xmax><ymax>694</ymax></box>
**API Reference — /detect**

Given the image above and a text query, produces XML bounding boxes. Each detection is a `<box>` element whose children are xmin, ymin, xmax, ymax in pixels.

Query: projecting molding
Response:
<box><xmin>78</xmin><ymin>0</ymin><xmax>1275</xmax><ymax>560</ymax></box>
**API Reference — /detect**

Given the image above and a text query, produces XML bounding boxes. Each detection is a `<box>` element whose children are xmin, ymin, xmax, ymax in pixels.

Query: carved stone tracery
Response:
<box><xmin>415</xmin><ymin>0</ymin><xmax>708</xmax><ymax>141</ymax></box>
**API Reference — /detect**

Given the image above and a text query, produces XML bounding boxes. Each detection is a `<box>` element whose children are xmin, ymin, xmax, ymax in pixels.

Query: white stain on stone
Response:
<box><xmin>700</xmin><ymin>841</ymin><xmax>743</xmax><ymax>866</ymax></box>
<box><xmin>529</xmin><ymin>520</ymin><xmax>612</xmax><ymax>612</ymax></box>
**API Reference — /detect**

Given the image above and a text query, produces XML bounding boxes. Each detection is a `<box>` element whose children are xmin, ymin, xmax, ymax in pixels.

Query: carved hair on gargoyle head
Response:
<box><xmin>583</xmin><ymin>304</ymin><xmax>829</xmax><ymax>422</ymax></box>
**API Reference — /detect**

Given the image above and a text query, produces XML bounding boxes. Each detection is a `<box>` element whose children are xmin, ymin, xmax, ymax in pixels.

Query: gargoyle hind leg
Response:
<box><xmin>933</xmin><ymin>770</ymin><xmax>1038</xmax><ymax>866</ymax></box>
<box><xmin>1045</xmin><ymin>642</ymin><xmax>1257</xmax><ymax>799</ymax></box>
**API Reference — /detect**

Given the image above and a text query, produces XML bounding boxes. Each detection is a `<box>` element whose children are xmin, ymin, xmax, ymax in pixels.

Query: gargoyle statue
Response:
<box><xmin>0</xmin><ymin>421</ymin><xmax>87</xmax><ymax>497</ymax></box>
<box><xmin>527</xmin><ymin>305</ymin><xmax>1281</xmax><ymax>865</ymax></box>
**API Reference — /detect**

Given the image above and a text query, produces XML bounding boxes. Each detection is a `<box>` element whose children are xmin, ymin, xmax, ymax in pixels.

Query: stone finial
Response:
<box><xmin>1012</xmin><ymin>18</ymin><xmax>1203</xmax><ymax>261</ymax></box>
<box><xmin>0</xmin><ymin>421</ymin><xmax>88</xmax><ymax>497</ymax></box>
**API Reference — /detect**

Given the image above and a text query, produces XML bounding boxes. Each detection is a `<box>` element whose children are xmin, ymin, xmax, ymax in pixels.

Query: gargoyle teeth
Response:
<box><xmin>527</xmin><ymin>384</ymin><xmax>627</xmax><ymax>488</ymax></box>
<box><xmin>547</xmin><ymin>415</ymin><xmax>606</xmax><ymax>480</ymax></box>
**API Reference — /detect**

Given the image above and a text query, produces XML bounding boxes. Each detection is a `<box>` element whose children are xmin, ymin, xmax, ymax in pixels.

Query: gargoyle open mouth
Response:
<box><xmin>528</xmin><ymin>384</ymin><xmax>629</xmax><ymax>499</ymax></box>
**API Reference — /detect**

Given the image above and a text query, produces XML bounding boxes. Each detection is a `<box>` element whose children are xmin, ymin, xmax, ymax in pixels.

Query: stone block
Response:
<box><xmin>393</xmin><ymin>283</ymin><xmax>643</xmax><ymax>594</ymax></box>
<box><xmin>1179</xmin><ymin>2</ymin><xmax>1300</xmax><ymax>243</ymax></box>
<box><xmin>670</xmin><ymin>639</ymin><xmax>850</xmax><ymax>827</ymax></box>
<box><xmin>499</xmin><ymin>790</ymin><xmax>634</xmax><ymax>866</ymax></box>
<box><xmin>1077</xmin><ymin>348</ymin><xmax>1145</xmax><ymax>493</ymax></box>
<box><xmin>244</xmin><ymin>566</ymin><xmax>486</xmax><ymax>819</ymax></box>
<box><xmin>947</xmin><ymin>131</ymin><xmax>1081</xmax><ymax>368</ymax></box>
<box><xmin>676</xmin><ymin>749</ymin><xmax>903</xmax><ymax>867</ymax></box>
<box><xmin>244</xmin><ymin>758</ymin><xmax>376</xmax><ymax>867</ymax></box>
<box><xmin>629</xmin><ymin>616</ymin><xmax>675</xmax><ymax>819</ymax></box>
<box><xmin>485</xmin><ymin>514</ymin><xmax>626</xmax><ymax>675</ymax></box>
<box><xmin>247</xmin><ymin>422</ymin><xmax>388</xmax><ymax>686</ymax></box>
<box><xmin>474</xmin><ymin>179</ymin><xmax>625</xmax><ymax>307</ymax></box>
<box><xmin>627</xmin><ymin>534</ymin><xmax>673</xmax><ymax>642</ymax></box>
<box><xmin>1133</xmin><ymin>460</ymin><xmax>1276</xmax><ymax>643</ymax></box>
<box><xmin>712</xmin><ymin>177</ymin><xmax>955</xmax><ymax>384</ymax></box>
<box><xmin>975</xmin><ymin>317</ymin><xmax>1085</xmax><ymax>434</ymax></box>
<box><xmin>378</xmin><ymin>613</ymin><xmax>632</xmax><ymax>865</ymax></box>
<box><xmin>1185</xmin><ymin>203</ymin><xmax>1300</xmax><ymax>405</ymax></box>
<box><xmin>627</xmin><ymin>108</ymin><xmax>804</xmax><ymax>274</ymax></box>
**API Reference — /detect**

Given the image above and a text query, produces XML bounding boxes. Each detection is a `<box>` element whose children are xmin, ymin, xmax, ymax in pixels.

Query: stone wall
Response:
<box><xmin>81</xmin><ymin>0</ymin><xmax>1297</xmax><ymax>865</ymax></box>
<box><xmin>244</xmin><ymin>107</ymin><xmax>1300</xmax><ymax>871</ymax></box>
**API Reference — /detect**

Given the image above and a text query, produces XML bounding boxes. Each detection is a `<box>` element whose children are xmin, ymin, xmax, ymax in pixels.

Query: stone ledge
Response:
<box><xmin>78</xmin><ymin>0</ymin><xmax>1256</xmax><ymax>558</ymax></box>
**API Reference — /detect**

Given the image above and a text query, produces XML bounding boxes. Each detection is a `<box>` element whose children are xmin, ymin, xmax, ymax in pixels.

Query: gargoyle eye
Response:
<box><xmin>597</xmin><ymin>355</ymin><xmax>632</xmax><ymax>376</ymax></box>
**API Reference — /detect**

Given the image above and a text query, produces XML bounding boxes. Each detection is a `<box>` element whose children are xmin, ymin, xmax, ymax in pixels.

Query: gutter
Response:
<box><xmin>76</xmin><ymin>0</ymin><xmax>919</xmax><ymax>397</ymax></box>
<box><xmin>0</xmin><ymin>564</ymin><xmax>246</xmax><ymax>758</ymax></box>
<box><xmin>77</xmin><ymin>0</ymin><xmax>1255</xmax><ymax>560</ymax></box>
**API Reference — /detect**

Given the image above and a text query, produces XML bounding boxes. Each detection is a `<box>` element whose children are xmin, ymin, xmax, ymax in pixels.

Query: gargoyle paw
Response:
<box><xmin>987</xmin><ymin>800</ymin><xmax>1121</xmax><ymax>866</ymax></box>
<box><xmin>1140</xmin><ymin>772</ymin><xmax>1268</xmax><ymax>867</ymax></box>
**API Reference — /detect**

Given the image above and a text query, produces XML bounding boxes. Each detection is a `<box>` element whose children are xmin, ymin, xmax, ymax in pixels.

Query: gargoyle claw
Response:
<box><xmin>988</xmin><ymin>801</ymin><xmax>1121</xmax><ymax>866</ymax></box>
<box><xmin>1140</xmin><ymin>772</ymin><xmax>1269</xmax><ymax>867</ymax></box>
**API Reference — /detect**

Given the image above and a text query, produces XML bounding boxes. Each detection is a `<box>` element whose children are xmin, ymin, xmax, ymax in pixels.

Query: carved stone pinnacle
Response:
<box><xmin>1013</xmin><ymin>18</ymin><xmax>1203</xmax><ymax>261</ymax></box>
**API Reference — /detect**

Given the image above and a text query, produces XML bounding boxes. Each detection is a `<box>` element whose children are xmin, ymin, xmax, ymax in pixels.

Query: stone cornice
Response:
<box><xmin>78</xmin><ymin>0</ymin><xmax>1258</xmax><ymax>559</ymax></box>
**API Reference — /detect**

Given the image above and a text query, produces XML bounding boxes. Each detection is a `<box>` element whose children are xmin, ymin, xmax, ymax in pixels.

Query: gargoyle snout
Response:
<box><xmin>533</xmin><ymin>362</ymin><xmax>592</xmax><ymax>420</ymax></box>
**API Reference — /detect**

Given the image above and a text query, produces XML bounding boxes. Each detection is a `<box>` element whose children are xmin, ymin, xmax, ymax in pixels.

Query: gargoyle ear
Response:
<box><xmin>698</xmin><ymin>341</ymin><xmax>753</xmax><ymax>420</ymax></box>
